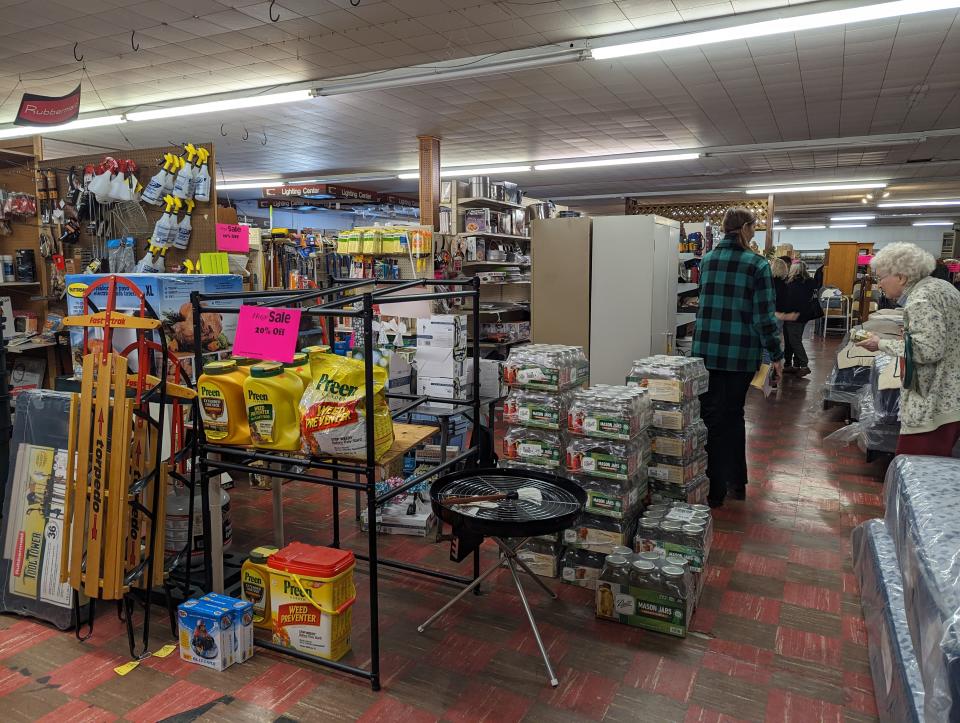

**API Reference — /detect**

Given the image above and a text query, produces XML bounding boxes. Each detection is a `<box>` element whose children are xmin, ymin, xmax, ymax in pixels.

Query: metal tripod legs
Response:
<box><xmin>417</xmin><ymin>537</ymin><xmax>560</xmax><ymax>687</ymax></box>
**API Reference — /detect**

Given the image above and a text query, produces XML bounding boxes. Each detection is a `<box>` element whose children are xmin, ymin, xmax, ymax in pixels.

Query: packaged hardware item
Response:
<box><xmin>300</xmin><ymin>354</ymin><xmax>394</xmax><ymax>461</ymax></box>
<box><xmin>570</xmin><ymin>473</ymin><xmax>647</xmax><ymax>519</ymax></box>
<box><xmin>503</xmin><ymin>389</ymin><xmax>571</xmax><ymax>430</ymax></box>
<box><xmin>567</xmin><ymin>386</ymin><xmax>651</xmax><ymax>440</ymax></box>
<box><xmin>561</xmin><ymin>547</ymin><xmax>607</xmax><ymax>589</ymax></box>
<box><xmin>465</xmin><ymin>358</ymin><xmax>506</xmax><ymax>398</ymax></box>
<box><xmin>648</xmin><ymin>452</ymin><xmax>708</xmax><ymax>485</ymax></box>
<box><xmin>198</xmin><ymin>360</ymin><xmax>251</xmax><ymax>445</ymax></box>
<box><xmin>178</xmin><ymin>598</ymin><xmax>237</xmax><ymax>671</ymax></box>
<box><xmin>199</xmin><ymin>592</ymin><xmax>254</xmax><ymax>664</ymax></box>
<box><xmin>563</xmin><ymin>511</ymin><xmax>639</xmax><ymax>555</ymax></box>
<box><xmin>566</xmin><ymin>436</ymin><xmax>651</xmax><ymax>481</ymax></box>
<box><xmin>503</xmin><ymin>344</ymin><xmax>589</xmax><ymax>392</ymax></box>
<box><xmin>651</xmin><ymin>399</ymin><xmax>701</xmax><ymax>431</ymax></box>
<box><xmin>415</xmin><ymin>345</ymin><xmax>467</xmax><ymax>378</ymax></box>
<box><xmin>501</xmin><ymin>426</ymin><xmax>564</xmax><ymax>468</ymax></box>
<box><xmin>244</xmin><ymin>363</ymin><xmax>302</xmax><ymax>451</ymax></box>
<box><xmin>417</xmin><ymin>374</ymin><xmax>469</xmax><ymax>410</ymax></box>
<box><xmin>627</xmin><ymin>355</ymin><xmax>709</xmax><ymax>402</ymax></box>
<box><xmin>650</xmin><ymin>420</ymin><xmax>707</xmax><ymax>459</ymax></box>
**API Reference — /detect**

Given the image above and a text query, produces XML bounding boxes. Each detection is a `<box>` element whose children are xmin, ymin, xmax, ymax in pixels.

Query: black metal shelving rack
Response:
<box><xmin>189</xmin><ymin>277</ymin><xmax>486</xmax><ymax>691</ymax></box>
<box><xmin>0</xmin><ymin>307</ymin><xmax>9</xmax><ymax>480</ymax></box>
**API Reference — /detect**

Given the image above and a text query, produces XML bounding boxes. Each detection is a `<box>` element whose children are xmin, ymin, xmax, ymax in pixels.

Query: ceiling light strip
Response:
<box><xmin>591</xmin><ymin>0</ymin><xmax>960</xmax><ymax>59</ymax></box>
<box><xmin>398</xmin><ymin>165</ymin><xmax>532</xmax><ymax>180</ymax></box>
<box><xmin>533</xmin><ymin>153</ymin><xmax>700</xmax><ymax>171</ymax></box>
<box><xmin>913</xmin><ymin>221</ymin><xmax>955</xmax><ymax>226</ymax></box>
<box><xmin>747</xmin><ymin>182</ymin><xmax>887</xmax><ymax>194</ymax></box>
<box><xmin>0</xmin><ymin>114</ymin><xmax>126</xmax><ymax>140</ymax></box>
<box><xmin>878</xmin><ymin>200</ymin><xmax>960</xmax><ymax>207</ymax></box>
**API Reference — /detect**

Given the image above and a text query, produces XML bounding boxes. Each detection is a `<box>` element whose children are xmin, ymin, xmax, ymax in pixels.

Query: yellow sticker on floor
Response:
<box><xmin>153</xmin><ymin>644</ymin><xmax>177</xmax><ymax>658</ymax></box>
<box><xmin>114</xmin><ymin>661</ymin><xmax>140</xmax><ymax>676</ymax></box>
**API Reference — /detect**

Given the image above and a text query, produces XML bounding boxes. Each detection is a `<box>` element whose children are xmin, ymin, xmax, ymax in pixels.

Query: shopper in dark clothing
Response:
<box><xmin>693</xmin><ymin>208</ymin><xmax>783</xmax><ymax>508</ymax></box>
<box><xmin>779</xmin><ymin>261</ymin><xmax>817</xmax><ymax>375</ymax></box>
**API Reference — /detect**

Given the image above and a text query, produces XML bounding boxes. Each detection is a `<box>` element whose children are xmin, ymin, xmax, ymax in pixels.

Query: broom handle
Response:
<box><xmin>443</xmin><ymin>492</ymin><xmax>516</xmax><ymax>506</ymax></box>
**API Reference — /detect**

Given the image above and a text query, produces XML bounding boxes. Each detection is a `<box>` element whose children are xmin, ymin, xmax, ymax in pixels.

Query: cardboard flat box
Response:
<box><xmin>417</xmin><ymin>374</ymin><xmax>468</xmax><ymax>410</ymax></box>
<box><xmin>415</xmin><ymin>345</ymin><xmax>466</xmax><ymax>378</ymax></box>
<box><xmin>416</xmin><ymin>315</ymin><xmax>466</xmax><ymax>348</ymax></box>
<box><xmin>465</xmin><ymin>358</ymin><xmax>506</xmax><ymax>399</ymax></box>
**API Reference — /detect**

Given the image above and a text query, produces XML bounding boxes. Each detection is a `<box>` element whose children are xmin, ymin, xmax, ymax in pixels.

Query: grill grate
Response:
<box><xmin>436</xmin><ymin>474</ymin><xmax>580</xmax><ymax>523</ymax></box>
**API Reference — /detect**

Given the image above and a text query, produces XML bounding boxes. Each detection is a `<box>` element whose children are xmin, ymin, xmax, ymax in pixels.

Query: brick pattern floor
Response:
<box><xmin>0</xmin><ymin>332</ymin><xmax>887</xmax><ymax>722</ymax></box>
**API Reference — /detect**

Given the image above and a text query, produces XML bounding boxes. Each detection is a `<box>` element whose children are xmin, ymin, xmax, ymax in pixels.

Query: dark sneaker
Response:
<box><xmin>729</xmin><ymin>488</ymin><xmax>746</xmax><ymax>501</ymax></box>
<box><xmin>708</xmin><ymin>499</ymin><xmax>724</xmax><ymax>509</ymax></box>
<box><xmin>797</xmin><ymin>367</ymin><xmax>811</xmax><ymax>377</ymax></box>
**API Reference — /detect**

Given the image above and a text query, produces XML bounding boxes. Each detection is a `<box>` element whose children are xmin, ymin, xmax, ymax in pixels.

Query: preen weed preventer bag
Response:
<box><xmin>300</xmin><ymin>354</ymin><xmax>394</xmax><ymax>461</ymax></box>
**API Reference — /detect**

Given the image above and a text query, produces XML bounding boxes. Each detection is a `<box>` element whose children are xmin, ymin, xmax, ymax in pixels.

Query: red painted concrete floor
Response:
<box><xmin>0</xmin><ymin>332</ymin><xmax>886</xmax><ymax>722</ymax></box>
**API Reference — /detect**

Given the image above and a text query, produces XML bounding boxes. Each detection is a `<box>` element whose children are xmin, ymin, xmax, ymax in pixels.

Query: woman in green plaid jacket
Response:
<box><xmin>693</xmin><ymin>208</ymin><xmax>784</xmax><ymax>508</ymax></box>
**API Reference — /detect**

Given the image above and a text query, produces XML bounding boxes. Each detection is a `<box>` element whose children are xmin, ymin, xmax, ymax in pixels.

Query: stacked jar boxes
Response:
<box><xmin>499</xmin><ymin>345</ymin><xmax>589</xmax><ymax>579</ymax></box>
<box><xmin>627</xmin><ymin>356</ymin><xmax>710</xmax><ymax>505</ymax></box>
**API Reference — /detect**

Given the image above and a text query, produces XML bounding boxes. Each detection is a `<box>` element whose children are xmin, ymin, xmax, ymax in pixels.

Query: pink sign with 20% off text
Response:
<box><xmin>232</xmin><ymin>305</ymin><xmax>301</xmax><ymax>363</ymax></box>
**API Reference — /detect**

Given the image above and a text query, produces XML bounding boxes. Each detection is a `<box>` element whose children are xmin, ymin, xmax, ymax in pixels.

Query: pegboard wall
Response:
<box><xmin>40</xmin><ymin>143</ymin><xmax>218</xmax><ymax>273</ymax></box>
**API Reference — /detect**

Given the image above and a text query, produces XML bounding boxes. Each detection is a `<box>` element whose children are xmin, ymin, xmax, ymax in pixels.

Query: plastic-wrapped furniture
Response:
<box><xmin>852</xmin><ymin>519</ymin><xmax>925</xmax><ymax>722</ymax></box>
<box><xmin>884</xmin><ymin>455</ymin><xmax>960</xmax><ymax>722</ymax></box>
<box><xmin>870</xmin><ymin>354</ymin><xmax>901</xmax><ymax>426</ymax></box>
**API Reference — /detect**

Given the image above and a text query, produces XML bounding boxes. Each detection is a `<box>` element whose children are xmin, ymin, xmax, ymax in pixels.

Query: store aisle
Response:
<box><xmin>0</xmin><ymin>332</ymin><xmax>887</xmax><ymax>722</ymax></box>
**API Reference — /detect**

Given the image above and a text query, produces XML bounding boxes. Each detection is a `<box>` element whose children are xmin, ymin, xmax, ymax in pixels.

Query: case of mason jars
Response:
<box><xmin>648</xmin><ymin>452</ymin><xmax>708</xmax><ymax>486</ymax></box>
<box><xmin>500</xmin><ymin>538</ymin><xmax>563</xmax><ymax>578</ymax></box>
<box><xmin>563</xmin><ymin>511</ymin><xmax>639</xmax><ymax>555</ymax></box>
<box><xmin>626</xmin><ymin>355</ymin><xmax>709</xmax><ymax>403</ymax></box>
<box><xmin>650</xmin><ymin>420</ymin><xmax>707</xmax><ymax>459</ymax></box>
<box><xmin>501</xmin><ymin>426</ymin><xmax>564</xmax><ymax>469</ymax></box>
<box><xmin>560</xmin><ymin>547</ymin><xmax>607</xmax><ymax>589</ymax></box>
<box><xmin>566</xmin><ymin>435</ymin><xmax>651</xmax><ymax>481</ymax></box>
<box><xmin>502</xmin><ymin>389</ymin><xmax>572</xmax><ymax>431</ymax></box>
<box><xmin>569</xmin><ymin>473</ymin><xmax>647</xmax><ymax>520</ymax></box>
<box><xmin>567</xmin><ymin>386</ymin><xmax>652</xmax><ymax>441</ymax></box>
<box><xmin>651</xmin><ymin>399</ymin><xmax>701</xmax><ymax>431</ymax></box>
<box><xmin>502</xmin><ymin>344</ymin><xmax>589</xmax><ymax>392</ymax></box>
<box><xmin>633</xmin><ymin>503</ymin><xmax>713</xmax><ymax>574</ymax></box>
<box><xmin>650</xmin><ymin>475</ymin><xmax>710</xmax><ymax>505</ymax></box>
<box><xmin>595</xmin><ymin>552</ymin><xmax>693</xmax><ymax>637</ymax></box>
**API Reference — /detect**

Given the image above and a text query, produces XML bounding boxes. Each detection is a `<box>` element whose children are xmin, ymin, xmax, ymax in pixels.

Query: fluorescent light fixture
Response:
<box><xmin>790</xmin><ymin>225</ymin><xmax>826</xmax><ymax>230</ymax></box>
<box><xmin>398</xmin><ymin>165</ymin><xmax>532</xmax><ymax>180</ymax></box>
<box><xmin>773</xmin><ymin>217</ymin><xmax>780</xmax><ymax>223</ymax></box>
<box><xmin>533</xmin><ymin>153</ymin><xmax>699</xmax><ymax>171</ymax></box>
<box><xmin>126</xmin><ymin>89</ymin><xmax>313</xmax><ymax>122</ymax></box>
<box><xmin>830</xmin><ymin>215</ymin><xmax>875</xmax><ymax>220</ymax></box>
<box><xmin>590</xmin><ymin>0</ymin><xmax>960</xmax><ymax>59</ymax></box>
<box><xmin>218</xmin><ymin>181</ymin><xmax>285</xmax><ymax>190</ymax></box>
<box><xmin>747</xmin><ymin>182</ymin><xmax>887</xmax><ymax>195</ymax></box>
<box><xmin>772</xmin><ymin>225</ymin><xmax>787</xmax><ymax>230</ymax></box>
<box><xmin>830</xmin><ymin>224</ymin><xmax>868</xmax><ymax>228</ymax></box>
<box><xmin>913</xmin><ymin>221</ymin><xmax>954</xmax><ymax>226</ymax></box>
<box><xmin>878</xmin><ymin>199</ymin><xmax>960</xmax><ymax>207</ymax></box>
<box><xmin>0</xmin><ymin>114</ymin><xmax>126</xmax><ymax>140</ymax></box>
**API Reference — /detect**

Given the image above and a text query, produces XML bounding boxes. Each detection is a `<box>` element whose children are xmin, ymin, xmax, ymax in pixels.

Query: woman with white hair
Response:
<box><xmin>857</xmin><ymin>242</ymin><xmax>960</xmax><ymax>455</ymax></box>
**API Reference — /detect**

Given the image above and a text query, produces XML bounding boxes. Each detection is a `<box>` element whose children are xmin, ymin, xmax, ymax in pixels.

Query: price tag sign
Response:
<box><xmin>216</xmin><ymin>223</ymin><xmax>250</xmax><ymax>252</ymax></box>
<box><xmin>233</xmin><ymin>304</ymin><xmax>301</xmax><ymax>363</ymax></box>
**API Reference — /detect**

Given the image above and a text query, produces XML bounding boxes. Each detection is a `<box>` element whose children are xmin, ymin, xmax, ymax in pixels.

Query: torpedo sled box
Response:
<box><xmin>65</xmin><ymin>274</ymin><xmax>243</xmax><ymax>377</ymax></box>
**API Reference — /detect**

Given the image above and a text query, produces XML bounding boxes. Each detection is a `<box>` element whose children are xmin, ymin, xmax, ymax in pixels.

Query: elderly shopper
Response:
<box><xmin>694</xmin><ymin>207</ymin><xmax>783</xmax><ymax>507</ymax></box>
<box><xmin>856</xmin><ymin>242</ymin><xmax>960</xmax><ymax>456</ymax></box>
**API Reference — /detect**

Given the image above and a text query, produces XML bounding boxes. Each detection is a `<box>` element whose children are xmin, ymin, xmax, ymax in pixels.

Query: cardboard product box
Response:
<box><xmin>65</xmin><ymin>274</ymin><xmax>243</xmax><ymax>377</ymax></box>
<box><xmin>418</xmin><ymin>374</ymin><xmax>468</xmax><ymax>410</ymax></box>
<box><xmin>178</xmin><ymin>598</ymin><xmax>237</xmax><ymax>671</ymax></box>
<box><xmin>560</xmin><ymin>547</ymin><xmax>607</xmax><ymax>589</ymax></box>
<box><xmin>361</xmin><ymin>507</ymin><xmax>437</xmax><ymax>537</ymax></box>
<box><xmin>416</xmin><ymin>315</ymin><xmax>466</xmax><ymax>348</ymax></box>
<box><xmin>464</xmin><ymin>208</ymin><xmax>491</xmax><ymax>233</ymax></box>
<box><xmin>562</xmin><ymin>512</ymin><xmax>639</xmax><ymax>555</ymax></box>
<box><xmin>415</xmin><ymin>345</ymin><xmax>467</xmax><ymax>378</ymax></box>
<box><xmin>649</xmin><ymin>475</ymin><xmax>710</xmax><ymax>506</ymax></box>
<box><xmin>501</xmin><ymin>539</ymin><xmax>562</xmax><ymax>578</ymax></box>
<box><xmin>199</xmin><ymin>592</ymin><xmax>255</xmax><ymax>663</ymax></box>
<box><xmin>595</xmin><ymin>580</ymin><xmax>692</xmax><ymax>637</ymax></box>
<box><xmin>0</xmin><ymin>296</ymin><xmax>12</xmax><ymax>339</ymax></box>
<box><xmin>648</xmin><ymin>453</ymin><xmax>708</xmax><ymax>486</ymax></box>
<box><xmin>651</xmin><ymin>400</ymin><xmax>701</xmax><ymax>431</ymax></box>
<box><xmin>465</xmin><ymin>358</ymin><xmax>506</xmax><ymax>399</ymax></box>
<box><xmin>571</xmin><ymin>474</ymin><xmax>647</xmax><ymax>519</ymax></box>
<box><xmin>348</xmin><ymin>346</ymin><xmax>412</xmax><ymax>411</ymax></box>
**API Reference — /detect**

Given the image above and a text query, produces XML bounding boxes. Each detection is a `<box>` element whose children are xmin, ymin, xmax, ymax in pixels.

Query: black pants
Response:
<box><xmin>782</xmin><ymin>321</ymin><xmax>809</xmax><ymax>368</ymax></box>
<box><xmin>699</xmin><ymin>369</ymin><xmax>754</xmax><ymax>504</ymax></box>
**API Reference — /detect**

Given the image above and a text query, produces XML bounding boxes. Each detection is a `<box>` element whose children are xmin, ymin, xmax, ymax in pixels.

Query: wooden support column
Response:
<box><xmin>764</xmin><ymin>193</ymin><xmax>775</xmax><ymax>252</ymax></box>
<box><xmin>417</xmin><ymin>135</ymin><xmax>441</xmax><ymax>231</ymax></box>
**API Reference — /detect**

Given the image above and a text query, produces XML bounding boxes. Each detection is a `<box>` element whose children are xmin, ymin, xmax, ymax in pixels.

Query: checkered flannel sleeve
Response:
<box><xmin>753</xmin><ymin>261</ymin><xmax>784</xmax><ymax>363</ymax></box>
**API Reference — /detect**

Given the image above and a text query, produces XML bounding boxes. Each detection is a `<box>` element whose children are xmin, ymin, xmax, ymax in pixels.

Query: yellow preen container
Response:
<box><xmin>231</xmin><ymin>357</ymin><xmax>257</xmax><ymax>378</ymax></box>
<box><xmin>302</xmin><ymin>345</ymin><xmax>331</xmax><ymax>381</ymax></box>
<box><xmin>268</xmin><ymin>542</ymin><xmax>356</xmax><ymax>661</ymax></box>
<box><xmin>241</xmin><ymin>545</ymin><xmax>278</xmax><ymax>629</ymax></box>
<box><xmin>284</xmin><ymin>353</ymin><xmax>312</xmax><ymax>393</ymax></box>
<box><xmin>197</xmin><ymin>360</ymin><xmax>250</xmax><ymax>446</ymax></box>
<box><xmin>243</xmin><ymin>362</ymin><xmax>302</xmax><ymax>451</ymax></box>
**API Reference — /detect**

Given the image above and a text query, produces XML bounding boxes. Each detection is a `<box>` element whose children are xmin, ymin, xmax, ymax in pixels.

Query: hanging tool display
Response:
<box><xmin>60</xmin><ymin>276</ymin><xmax>194</xmax><ymax>658</ymax></box>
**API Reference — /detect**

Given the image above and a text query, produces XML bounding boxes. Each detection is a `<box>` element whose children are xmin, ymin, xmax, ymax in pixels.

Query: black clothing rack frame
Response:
<box><xmin>189</xmin><ymin>277</ymin><xmax>486</xmax><ymax>691</ymax></box>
